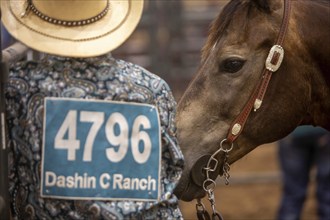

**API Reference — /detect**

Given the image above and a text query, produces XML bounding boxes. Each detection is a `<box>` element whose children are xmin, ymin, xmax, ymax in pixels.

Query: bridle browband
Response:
<box><xmin>195</xmin><ymin>0</ymin><xmax>292</xmax><ymax>219</ymax></box>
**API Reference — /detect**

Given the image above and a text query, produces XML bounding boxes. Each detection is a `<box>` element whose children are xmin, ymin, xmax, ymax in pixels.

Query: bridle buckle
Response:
<box><xmin>265</xmin><ymin>45</ymin><xmax>285</xmax><ymax>72</ymax></box>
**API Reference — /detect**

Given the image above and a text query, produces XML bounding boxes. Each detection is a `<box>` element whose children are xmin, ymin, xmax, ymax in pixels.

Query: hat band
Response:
<box><xmin>22</xmin><ymin>0</ymin><xmax>110</xmax><ymax>27</ymax></box>
<box><xmin>9</xmin><ymin>0</ymin><xmax>132</xmax><ymax>43</ymax></box>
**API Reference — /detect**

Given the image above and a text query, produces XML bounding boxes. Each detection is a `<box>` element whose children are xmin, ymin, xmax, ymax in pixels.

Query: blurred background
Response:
<box><xmin>1</xmin><ymin>0</ymin><xmax>322</xmax><ymax>219</ymax></box>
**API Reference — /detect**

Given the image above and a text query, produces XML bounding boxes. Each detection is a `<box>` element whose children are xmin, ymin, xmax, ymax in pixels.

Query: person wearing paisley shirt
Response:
<box><xmin>1</xmin><ymin>0</ymin><xmax>184</xmax><ymax>219</ymax></box>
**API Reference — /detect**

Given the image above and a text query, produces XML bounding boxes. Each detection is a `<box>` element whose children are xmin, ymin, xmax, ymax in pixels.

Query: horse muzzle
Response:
<box><xmin>191</xmin><ymin>154</ymin><xmax>223</xmax><ymax>187</ymax></box>
<box><xmin>174</xmin><ymin>154</ymin><xmax>224</xmax><ymax>201</ymax></box>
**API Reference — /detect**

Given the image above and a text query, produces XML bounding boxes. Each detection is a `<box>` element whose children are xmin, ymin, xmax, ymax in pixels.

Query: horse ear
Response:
<box><xmin>252</xmin><ymin>0</ymin><xmax>281</xmax><ymax>13</ymax></box>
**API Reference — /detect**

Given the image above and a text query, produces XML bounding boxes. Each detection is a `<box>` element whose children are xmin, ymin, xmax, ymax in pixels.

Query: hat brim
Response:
<box><xmin>1</xmin><ymin>0</ymin><xmax>144</xmax><ymax>57</ymax></box>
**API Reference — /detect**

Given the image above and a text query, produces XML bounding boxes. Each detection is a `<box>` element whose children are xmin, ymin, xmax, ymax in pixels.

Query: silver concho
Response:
<box><xmin>265</xmin><ymin>45</ymin><xmax>284</xmax><ymax>72</ymax></box>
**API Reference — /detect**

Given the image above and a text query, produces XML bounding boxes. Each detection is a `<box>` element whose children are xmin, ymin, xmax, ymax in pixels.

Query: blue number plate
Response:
<box><xmin>41</xmin><ymin>98</ymin><xmax>161</xmax><ymax>201</ymax></box>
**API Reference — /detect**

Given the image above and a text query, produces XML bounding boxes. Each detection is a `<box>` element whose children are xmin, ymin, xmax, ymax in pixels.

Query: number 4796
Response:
<box><xmin>54</xmin><ymin>110</ymin><xmax>152</xmax><ymax>164</ymax></box>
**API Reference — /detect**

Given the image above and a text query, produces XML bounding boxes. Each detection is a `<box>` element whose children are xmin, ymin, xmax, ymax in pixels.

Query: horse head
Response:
<box><xmin>175</xmin><ymin>0</ymin><xmax>330</xmax><ymax>201</ymax></box>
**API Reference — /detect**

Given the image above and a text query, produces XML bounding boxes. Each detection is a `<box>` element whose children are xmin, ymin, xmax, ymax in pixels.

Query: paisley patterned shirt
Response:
<box><xmin>5</xmin><ymin>54</ymin><xmax>184</xmax><ymax>219</ymax></box>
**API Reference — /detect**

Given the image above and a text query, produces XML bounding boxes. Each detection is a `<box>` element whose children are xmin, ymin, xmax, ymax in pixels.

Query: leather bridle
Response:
<box><xmin>226</xmin><ymin>0</ymin><xmax>291</xmax><ymax>145</ymax></box>
<box><xmin>195</xmin><ymin>0</ymin><xmax>292</xmax><ymax>219</ymax></box>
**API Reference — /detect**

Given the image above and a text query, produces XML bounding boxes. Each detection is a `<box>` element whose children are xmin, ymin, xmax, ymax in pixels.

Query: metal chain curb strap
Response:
<box><xmin>195</xmin><ymin>139</ymin><xmax>233</xmax><ymax>220</ymax></box>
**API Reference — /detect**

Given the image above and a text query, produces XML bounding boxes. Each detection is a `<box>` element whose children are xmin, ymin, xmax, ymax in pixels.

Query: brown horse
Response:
<box><xmin>174</xmin><ymin>0</ymin><xmax>330</xmax><ymax>201</ymax></box>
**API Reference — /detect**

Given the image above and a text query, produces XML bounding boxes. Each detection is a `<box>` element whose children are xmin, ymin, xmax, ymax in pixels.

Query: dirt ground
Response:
<box><xmin>178</xmin><ymin>143</ymin><xmax>318</xmax><ymax>220</ymax></box>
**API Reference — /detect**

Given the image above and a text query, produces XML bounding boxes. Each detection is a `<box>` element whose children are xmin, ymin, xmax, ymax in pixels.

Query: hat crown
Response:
<box><xmin>33</xmin><ymin>0</ymin><xmax>108</xmax><ymax>21</ymax></box>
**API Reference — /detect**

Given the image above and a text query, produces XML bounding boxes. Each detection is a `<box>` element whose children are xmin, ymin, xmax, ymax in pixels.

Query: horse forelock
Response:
<box><xmin>202</xmin><ymin>0</ymin><xmax>255</xmax><ymax>61</ymax></box>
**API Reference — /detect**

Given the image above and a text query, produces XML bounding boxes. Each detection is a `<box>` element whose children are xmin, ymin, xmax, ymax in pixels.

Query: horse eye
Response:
<box><xmin>220</xmin><ymin>58</ymin><xmax>246</xmax><ymax>73</ymax></box>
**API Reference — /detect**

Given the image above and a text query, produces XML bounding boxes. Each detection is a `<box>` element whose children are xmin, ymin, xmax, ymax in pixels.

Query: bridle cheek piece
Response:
<box><xmin>195</xmin><ymin>0</ymin><xmax>291</xmax><ymax>219</ymax></box>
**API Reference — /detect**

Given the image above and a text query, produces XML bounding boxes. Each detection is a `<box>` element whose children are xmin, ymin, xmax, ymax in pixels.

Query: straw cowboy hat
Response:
<box><xmin>1</xmin><ymin>0</ymin><xmax>144</xmax><ymax>57</ymax></box>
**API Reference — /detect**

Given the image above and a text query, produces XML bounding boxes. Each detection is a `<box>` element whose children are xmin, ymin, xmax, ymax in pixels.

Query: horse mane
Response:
<box><xmin>201</xmin><ymin>0</ymin><xmax>253</xmax><ymax>61</ymax></box>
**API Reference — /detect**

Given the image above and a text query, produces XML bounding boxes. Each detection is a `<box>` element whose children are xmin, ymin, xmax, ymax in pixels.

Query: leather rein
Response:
<box><xmin>195</xmin><ymin>0</ymin><xmax>291</xmax><ymax>219</ymax></box>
